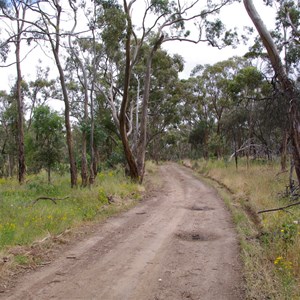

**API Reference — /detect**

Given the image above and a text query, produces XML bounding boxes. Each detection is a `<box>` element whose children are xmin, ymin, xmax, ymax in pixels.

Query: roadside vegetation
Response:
<box><xmin>184</xmin><ymin>158</ymin><xmax>300</xmax><ymax>299</ymax></box>
<box><xmin>0</xmin><ymin>168</ymin><xmax>142</xmax><ymax>282</ymax></box>
<box><xmin>0</xmin><ymin>0</ymin><xmax>300</xmax><ymax>297</ymax></box>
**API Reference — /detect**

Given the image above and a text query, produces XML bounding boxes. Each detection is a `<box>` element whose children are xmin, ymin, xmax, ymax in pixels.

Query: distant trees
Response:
<box><xmin>0</xmin><ymin>0</ymin><xmax>299</xmax><ymax>189</ymax></box>
<box><xmin>175</xmin><ymin>57</ymin><xmax>275</xmax><ymax>161</ymax></box>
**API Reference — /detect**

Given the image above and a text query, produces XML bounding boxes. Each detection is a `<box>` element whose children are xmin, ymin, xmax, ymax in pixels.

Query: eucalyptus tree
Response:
<box><xmin>188</xmin><ymin>58</ymin><xmax>245</xmax><ymax>158</ymax></box>
<box><xmin>226</xmin><ymin>64</ymin><xmax>274</xmax><ymax>162</ymax></box>
<box><xmin>184</xmin><ymin>55</ymin><xmax>275</xmax><ymax>160</ymax></box>
<box><xmin>65</xmin><ymin>0</ymin><xmax>121</xmax><ymax>185</ymax></box>
<box><xmin>19</xmin><ymin>0</ymin><xmax>81</xmax><ymax>187</ymax></box>
<box><xmin>121</xmin><ymin>0</ymin><xmax>239</xmax><ymax>181</ymax></box>
<box><xmin>194</xmin><ymin>60</ymin><xmax>239</xmax><ymax>157</ymax></box>
<box><xmin>244</xmin><ymin>0</ymin><xmax>300</xmax><ymax>185</ymax></box>
<box><xmin>66</xmin><ymin>0</ymin><xmax>90</xmax><ymax>187</ymax></box>
<box><xmin>65</xmin><ymin>0</ymin><xmax>127</xmax><ymax>184</ymax></box>
<box><xmin>90</xmin><ymin>0</ymin><xmax>128</xmax><ymax>178</ymax></box>
<box><xmin>0</xmin><ymin>0</ymin><xmax>34</xmax><ymax>183</ymax></box>
<box><xmin>146</xmin><ymin>51</ymin><xmax>184</xmax><ymax>160</ymax></box>
<box><xmin>184</xmin><ymin>81</ymin><xmax>206</xmax><ymax>157</ymax></box>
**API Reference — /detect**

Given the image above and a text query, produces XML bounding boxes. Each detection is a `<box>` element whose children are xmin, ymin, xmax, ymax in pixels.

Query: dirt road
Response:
<box><xmin>2</xmin><ymin>164</ymin><xmax>244</xmax><ymax>300</ymax></box>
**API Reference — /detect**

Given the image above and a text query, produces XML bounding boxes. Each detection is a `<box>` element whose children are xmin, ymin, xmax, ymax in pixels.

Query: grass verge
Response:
<box><xmin>183</xmin><ymin>158</ymin><xmax>300</xmax><ymax>300</ymax></box>
<box><xmin>0</xmin><ymin>167</ymin><xmax>144</xmax><ymax>288</ymax></box>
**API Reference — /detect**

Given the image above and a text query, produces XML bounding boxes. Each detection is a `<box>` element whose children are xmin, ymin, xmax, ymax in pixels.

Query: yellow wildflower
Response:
<box><xmin>274</xmin><ymin>256</ymin><xmax>283</xmax><ymax>265</ymax></box>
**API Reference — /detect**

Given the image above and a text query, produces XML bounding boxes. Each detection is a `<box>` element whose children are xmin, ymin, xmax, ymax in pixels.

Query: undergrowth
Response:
<box><xmin>184</xmin><ymin>158</ymin><xmax>300</xmax><ymax>300</ymax></box>
<box><xmin>0</xmin><ymin>168</ymin><xmax>142</xmax><ymax>251</ymax></box>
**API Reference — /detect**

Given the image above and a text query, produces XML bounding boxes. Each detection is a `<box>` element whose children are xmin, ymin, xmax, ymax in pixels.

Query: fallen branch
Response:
<box><xmin>257</xmin><ymin>201</ymin><xmax>300</xmax><ymax>214</ymax></box>
<box><xmin>30</xmin><ymin>196</ymin><xmax>70</xmax><ymax>206</ymax></box>
<box><xmin>275</xmin><ymin>170</ymin><xmax>288</xmax><ymax>177</ymax></box>
<box><xmin>32</xmin><ymin>232</ymin><xmax>52</xmax><ymax>244</ymax></box>
<box><xmin>229</xmin><ymin>144</ymin><xmax>263</xmax><ymax>161</ymax></box>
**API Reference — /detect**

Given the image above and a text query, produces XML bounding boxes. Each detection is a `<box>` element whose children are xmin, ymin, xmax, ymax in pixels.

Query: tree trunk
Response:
<box><xmin>92</xmin><ymin>144</ymin><xmax>98</xmax><ymax>177</ymax></box>
<box><xmin>133</xmin><ymin>74</ymin><xmax>140</xmax><ymax>156</ymax></box>
<box><xmin>53</xmin><ymin>53</ymin><xmax>77</xmax><ymax>187</ymax></box>
<box><xmin>136</xmin><ymin>56</ymin><xmax>152</xmax><ymax>181</ymax></box>
<box><xmin>81</xmin><ymin>137</ymin><xmax>88</xmax><ymax>187</ymax></box>
<box><xmin>289</xmin><ymin>158</ymin><xmax>294</xmax><ymax>192</ymax></box>
<box><xmin>15</xmin><ymin>11</ymin><xmax>26</xmax><ymax>184</ymax></box>
<box><xmin>79</xmin><ymin>74</ymin><xmax>88</xmax><ymax>187</ymax></box>
<box><xmin>47</xmin><ymin>165</ymin><xmax>51</xmax><ymax>184</ymax></box>
<box><xmin>77</xmin><ymin>82</ymin><xmax>89</xmax><ymax>186</ymax></box>
<box><xmin>244</xmin><ymin>0</ymin><xmax>300</xmax><ymax>185</ymax></box>
<box><xmin>290</xmin><ymin>105</ymin><xmax>300</xmax><ymax>185</ymax></box>
<box><xmin>204</xmin><ymin>129</ymin><xmax>209</xmax><ymax>160</ymax></box>
<box><xmin>8</xmin><ymin>154</ymin><xmax>13</xmax><ymax>177</ymax></box>
<box><xmin>280</xmin><ymin>130</ymin><xmax>288</xmax><ymax>172</ymax></box>
<box><xmin>68</xmin><ymin>6</ymin><xmax>88</xmax><ymax>187</ymax></box>
<box><xmin>89</xmin><ymin>87</ymin><xmax>95</xmax><ymax>185</ymax></box>
<box><xmin>119</xmin><ymin>1</ymin><xmax>139</xmax><ymax>181</ymax></box>
<box><xmin>89</xmin><ymin>25</ymin><xmax>97</xmax><ymax>185</ymax></box>
<box><xmin>136</xmin><ymin>36</ymin><xmax>164</xmax><ymax>182</ymax></box>
<box><xmin>48</xmin><ymin>3</ymin><xmax>77</xmax><ymax>188</ymax></box>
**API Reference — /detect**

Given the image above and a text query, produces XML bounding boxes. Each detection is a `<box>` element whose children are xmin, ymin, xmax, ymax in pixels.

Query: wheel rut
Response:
<box><xmin>2</xmin><ymin>163</ymin><xmax>244</xmax><ymax>300</ymax></box>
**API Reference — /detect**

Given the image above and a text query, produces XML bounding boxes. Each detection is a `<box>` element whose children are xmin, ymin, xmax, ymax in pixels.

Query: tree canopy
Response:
<box><xmin>0</xmin><ymin>0</ymin><xmax>299</xmax><ymax>188</ymax></box>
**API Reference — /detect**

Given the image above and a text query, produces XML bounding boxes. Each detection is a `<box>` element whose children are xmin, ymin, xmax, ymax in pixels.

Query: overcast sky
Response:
<box><xmin>163</xmin><ymin>1</ymin><xmax>276</xmax><ymax>78</ymax></box>
<box><xmin>0</xmin><ymin>0</ymin><xmax>276</xmax><ymax>91</ymax></box>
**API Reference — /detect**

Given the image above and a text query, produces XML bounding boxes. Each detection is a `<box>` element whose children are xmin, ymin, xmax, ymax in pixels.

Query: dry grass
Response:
<box><xmin>186</xmin><ymin>158</ymin><xmax>300</xmax><ymax>299</ymax></box>
<box><xmin>144</xmin><ymin>161</ymin><xmax>163</xmax><ymax>191</ymax></box>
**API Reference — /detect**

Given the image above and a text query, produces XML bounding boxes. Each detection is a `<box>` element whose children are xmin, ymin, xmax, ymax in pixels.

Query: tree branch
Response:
<box><xmin>257</xmin><ymin>201</ymin><xmax>300</xmax><ymax>214</ymax></box>
<box><xmin>30</xmin><ymin>196</ymin><xmax>70</xmax><ymax>206</ymax></box>
<box><xmin>0</xmin><ymin>43</ymin><xmax>38</xmax><ymax>67</ymax></box>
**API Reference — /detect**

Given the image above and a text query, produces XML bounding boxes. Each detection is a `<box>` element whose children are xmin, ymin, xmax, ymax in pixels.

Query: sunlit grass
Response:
<box><xmin>187</xmin><ymin>158</ymin><xmax>300</xmax><ymax>299</ymax></box>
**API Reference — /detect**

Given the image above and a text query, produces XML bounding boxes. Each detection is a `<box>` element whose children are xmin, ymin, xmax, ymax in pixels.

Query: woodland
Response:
<box><xmin>0</xmin><ymin>0</ymin><xmax>299</xmax><ymax>188</ymax></box>
<box><xmin>1</xmin><ymin>0</ymin><xmax>300</xmax><ymax>297</ymax></box>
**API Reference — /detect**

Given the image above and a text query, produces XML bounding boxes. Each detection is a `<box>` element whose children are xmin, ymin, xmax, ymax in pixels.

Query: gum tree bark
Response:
<box><xmin>120</xmin><ymin>0</ymin><xmax>139</xmax><ymax>181</ymax></box>
<box><xmin>14</xmin><ymin>0</ymin><xmax>26</xmax><ymax>184</ymax></box>
<box><xmin>40</xmin><ymin>0</ymin><xmax>77</xmax><ymax>187</ymax></box>
<box><xmin>243</xmin><ymin>0</ymin><xmax>300</xmax><ymax>185</ymax></box>
<box><xmin>89</xmin><ymin>22</ymin><xmax>97</xmax><ymax>184</ymax></box>
<box><xmin>136</xmin><ymin>35</ymin><xmax>164</xmax><ymax>181</ymax></box>
<box><xmin>68</xmin><ymin>2</ymin><xmax>88</xmax><ymax>187</ymax></box>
